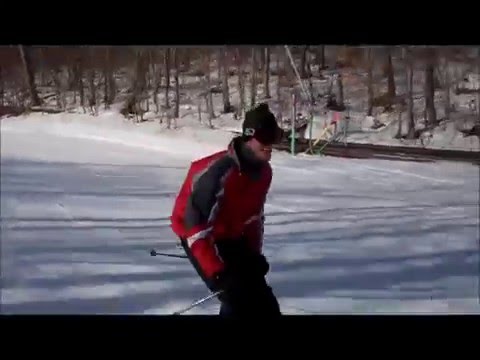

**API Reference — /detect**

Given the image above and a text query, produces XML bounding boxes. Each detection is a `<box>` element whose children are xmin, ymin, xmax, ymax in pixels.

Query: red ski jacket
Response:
<box><xmin>170</xmin><ymin>137</ymin><xmax>272</xmax><ymax>279</ymax></box>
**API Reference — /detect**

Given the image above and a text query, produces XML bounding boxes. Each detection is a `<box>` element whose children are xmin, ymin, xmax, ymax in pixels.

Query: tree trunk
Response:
<box><xmin>0</xmin><ymin>66</ymin><xmax>4</xmax><ymax>106</ymax></box>
<box><xmin>264</xmin><ymin>47</ymin><xmax>271</xmax><ymax>99</ymax></box>
<box><xmin>87</xmin><ymin>69</ymin><xmax>96</xmax><ymax>114</ymax></box>
<box><xmin>276</xmin><ymin>46</ymin><xmax>282</xmax><ymax>123</ymax></box>
<box><xmin>217</xmin><ymin>48</ymin><xmax>222</xmax><ymax>82</ymax></box>
<box><xmin>105</xmin><ymin>46</ymin><xmax>116</xmax><ymax>107</ymax></box>
<box><xmin>250</xmin><ymin>47</ymin><xmax>257</xmax><ymax>108</ymax></box>
<box><xmin>103</xmin><ymin>47</ymin><xmax>110</xmax><ymax>109</ymax></box>
<box><xmin>321</xmin><ymin>45</ymin><xmax>326</xmax><ymax>69</ymax></box>
<box><xmin>395</xmin><ymin>109</ymin><xmax>403</xmax><ymax>138</ymax></box>
<box><xmin>183</xmin><ymin>50</ymin><xmax>191</xmax><ymax>72</ymax></box>
<box><xmin>144</xmin><ymin>50</ymin><xmax>152</xmax><ymax>92</ymax></box>
<box><xmin>405</xmin><ymin>48</ymin><xmax>416</xmax><ymax>139</ymax></box>
<box><xmin>443</xmin><ymin>58</ymin><xmax>451</xmax><ymax>120</ymax></box>
<box><xmin>51</xmin><ymin>68</ymin><xmax>63</xmax><ymax>110</ymax></box>
<box><xmin>174</xmin><ymin>48</ymin><xmax>180</xmax><ymax>119</ymax></box>
<box><xmin>153</xmin><ymin>49</ymin><xmax>162</xmax><ymax>114</ymax></box>
<box><xmin>103</xmin><ymin>70</ymin><xmax>109</xmax><ymax>110</ymax></box>
<box><xmin>164</xmin><ymin>48</ymin><xmax>171</xmax><ymax>109</ymax></box>
<box><xmin>18</xmin><ymin>45</ymin><xmax>41</xmax><ymax>106</ymax></box>
<box><xmin>306</xmin><ymin>61</ymin><xmax>315</xmax><ymax>105</ymax></box>
<box><xmin>424</xmin><ymin>52</ymin><xmax>437</xmax><ymax>126</ymax></box>
<box><xmin>67</xmin><ymin>67</ymin><xmax>76</xmax><ymax>91</ymax></box>
<box><xmin>259</xmin><ymin>47</ymin><xmax>265</xmax><ymax>73</ymax></box>
<box><xmin>144</xmin><ymin>52</ymin><xmax>150</xmax><ymax>113</ymax></box>
<box><xmin>236</xmin><ymin>48</ymin><xmax>245</xmax><ymax>120</ymax></box>
<box><xmin>205</xmin><ymin>96</ymin><xmax>213</xmax><ymax>127</ymax></box>
<box><xmin>477</xmin><ymin>47</ymin><xmax>480</xmax><ymax>123</ymax></box>
<box><xmin>367</xmin><ymin>48</ymin><xmax>374</xmax><ymax>116</ymax></box>
<box><xmin>77</xmin><ymin>59</ymin><xmax>85</xmax><ymax>110</ymax></box>
<box><xmin>135</xmin><ymin>49</ymin><xmax>148</xmax><ymax>121</ymax></box>
<box><xmin>386</xmin><ymin>48</ymin><xmax>396</xmax><ymax>99</ymax></box>
<box><xmin>300</xmin><ymin>46</ymin><xmax>308</xmax><ymax>79</ymax></box>
<box><xmin>205</xmin><ymin>51</ymin><xmax>215</xmax><ymax>120</ymax></box>
<box><xmin>39</xmin><ymin>47</ymin><xmax>48</xmax><ymax>87</ymax></box>
<box><xmin>276</xmin><ymin>47</ymin><xmax>281</xmax><ymax>99</ymax></box>
<box><xmin>221</xmin><ymin>47</ymin><xmax>232</xmax><ymax>113</ymax></box>
<box><xmin>69</xmin><ymin>63</ymin><xmax>77</xmax><ymax>106</ymax></box>
<box><xmin>337</xmin><ymin>73</ymin><xmax>344</xmax><ymax>107</ymax></box>
<box><xmin>197</xmin><ymin>102</ymin><xmax>202</xmax><ymax>123</ymax></box>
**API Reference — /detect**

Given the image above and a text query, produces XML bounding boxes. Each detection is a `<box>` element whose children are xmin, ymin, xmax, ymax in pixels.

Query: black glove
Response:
<box><xmin>211</xmin><ymin>269</ymin><xmax>237</xmax><ymax>302</ymax></box>
<box><xmin>212</xmin><ymin>269</ymin><xmax>232</xmax><ymax>291</ymax></box>
<box><xmin>250</xmin><ymin>254</ymin><xmax>269</xmax><ymax>277</ymax></box>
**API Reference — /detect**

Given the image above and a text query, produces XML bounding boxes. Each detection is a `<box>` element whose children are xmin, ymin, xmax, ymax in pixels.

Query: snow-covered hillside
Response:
<box><xmin>3</xmin><ymin>46</ymin><xmax>479</xmax><ymax>154</ymax></box>
<box><xmin>1</xmin><ymin>112</ymin><xmax>479</xmax><ymax>314</ymax></box>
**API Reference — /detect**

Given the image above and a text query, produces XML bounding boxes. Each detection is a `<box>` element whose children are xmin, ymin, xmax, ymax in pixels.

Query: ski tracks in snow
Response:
<box><xmin>2</xmin><ymin>129</ymin><xmax>479</xmax><ymax>314</ymax></box>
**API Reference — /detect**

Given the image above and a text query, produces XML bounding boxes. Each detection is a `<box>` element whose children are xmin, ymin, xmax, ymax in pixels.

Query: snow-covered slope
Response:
<box><xmin>0</xmin><ymin>111</ymin><xmax>236</xmax><ymax>160</ymax></box>
<box><xmin>1</xmin><ymin>113</ymin><xmax>479</xmax><ymax>314</ymax></box>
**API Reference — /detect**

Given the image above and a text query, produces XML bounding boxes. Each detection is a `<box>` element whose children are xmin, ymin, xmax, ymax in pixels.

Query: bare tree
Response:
<box><xmin>86</xmin><ymin>68</ymin><xmax>96</xmax><ymax>115</ymax></box>
<box><xmin>164</xmin><ymin>48</ymin><xmax>171</xmax><ymax>109</ymax></box>
<box><xmin>220</xmin><ymin>47</ymin><xmax>232</xmax><ymax>113</ymax></box>
<box><xmin>173</xmin><ymin>47</ymin><xmax>180</xmax><ymax>120</ymax></box>
<box><xmin>103</xmin><ymin>46</ymin><xmax>116</xmax><ymax>109</ymax></box>
<box><xmin>79</xmin><ymin>46</ymin><xmax>98</xmax><ymax>115</ymax></box>
<box><xmin>395</xmin><ymin>107</ymin><xmax>404</xmax><ymax>139</ymax></box>
<box><xmin>152</xmin><ymin>49</ymin><xmax>162</xmax><ymax>114</ymax></box>
<box><xmin>121</xmin><ymin>48</ymin><xmax>148</xmax><ymax>122</ymax></box>
<box><xmin>18</xmin><ymin>45</ymin><xmax>41</xmax><ymax>107</ymax></box>
<box><xmin>424</xmin><ymin>48</ymin><xmax>437</xmax><ymax>126</ymax></box>
<box><xmin>438</xmin><ymin>53</ymin><xmax>451</xmax><ymax>121</ymax></box>
<box><xmin>477</xmin><ymin>47</ymin><xmax>480</xmax><ymax>123</ymax></box>
<box><xmin>366</xmin><ymin>47</ymin><xmax>374</xmax><ymax>116</ymax></box>
<box><xmin>300</xmin><ymin>46</ymin><xmax>308</xmax><ymax>79</ymax></box>
<box><xmin>320</xmin><ymin>45</ymin><xmax>326</xmax><ymax>69</ymax></box>
<box><xmin>197</xmin><ymin>101</ymin><xmax>202</xmax><ymax>123</ymax></box>
<box><xmin>312</xmin><ymin>45</ymin><xmax>327</xmax><ymax>77</ymax></box>
<box><xmin>51</xmin><ymin>68</ymin><xmax>66</xmax><ymax>110</ymax></box>
<box><xmin>264</xmin><ymin>47</ymin><xmax>271</xmax><ymax>99</ymax></box>
<box><xmin>250</xmin><ymin>47</ymin><xmax>257</xmax><ymax>107</ymax></box>
<box><xmin>217</xmin><ymin>48</ymin><xmax>222</xmax><ymax>81</ymax></box>
<box><xmin>405</xmin><ymin>47</ymin><xmax>416</xmax><ymax>139</ymax></box>
<box><xmin>103</xmin><ymin>48</ymin><xmax>110</xmax><ymax>109</ymax></box>
<box><xmin>0</xmin><ymin>65</ymin><xmax>3</xmax><ymax>106</ymax></box>
<box><xmin>38</xmin><ymin>47</ymin><xmax>48</xmax><ymax>87</ymax></box>
<box><xmin>137</xmin><ymin>49</ymin><xmax>149</xmax><ymax>120</ymax></box>
<box><xmin>385</xmin><ymin>47</ymin><xmax>396</xmax><ymax>99</ymax></box>
<box><xmin>275</xmin><ymin>46</ymin><xmax>286</xmax><ymax>124</ymax></box>
<box><xmin>183</xmin><ymin>49</ymin><xmax>191</xmax><ymax>73</ymax></box>
<box><xmin>75</xmin><ymin>56</ymin><xmax>85</xmax><ymax>110</ymax></box>
<box><xmin>205</xmin><ymin>50</ymin><xmax>215</xmax><ymax>123</ymax></box>
<box><xmin>236</xmin><ymin>48</ymin><xmax>246</xmax><ymax>119</ymax></box>
<box><xmin>337</xmin><ymin>73</ymin><xmax>344</xmax><ymax>108</ymax></box>
<box><xmin>259</xmin><ymin>47</ymin><xmax>265</xmax><ymax>73</ymax></box>
<box><xmin>395</xmin><ymin>48</ymin><xmax>407</xmax><ymax>139</ymax></box>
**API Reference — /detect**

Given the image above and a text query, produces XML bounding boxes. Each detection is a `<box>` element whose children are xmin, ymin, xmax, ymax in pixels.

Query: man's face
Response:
<box><xmin>246</xmin><ymin>137</ymin><xmax>273</xmax><ymax>162</ymax></box>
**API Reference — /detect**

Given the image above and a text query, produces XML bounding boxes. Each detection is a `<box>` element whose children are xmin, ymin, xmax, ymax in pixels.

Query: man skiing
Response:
<box><xmin>170</xmin><ymin>103</ymin><xmax>283</xmax><ymax>317</ymax></box>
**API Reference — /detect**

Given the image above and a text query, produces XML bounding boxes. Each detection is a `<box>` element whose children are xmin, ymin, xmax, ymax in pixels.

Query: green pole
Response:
<box><xmin>291</xmin><ymin>93</ymin><xmax>296</xmax><ymax>155</ymax></box>
<box><xmin>308</xmin><ymin>111</ymin><xmax>313</xmax><ymax>154</ymax></box>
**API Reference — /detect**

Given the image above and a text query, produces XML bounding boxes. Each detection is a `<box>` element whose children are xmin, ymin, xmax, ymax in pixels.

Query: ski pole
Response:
<box><xmin>149</xmin><ymin>249</ymin><xmax>188</xmax><ymax>259</ymax></box>
<box><xmin>172</xmin><ymin>290</ymin><xmax>223</xmax><ymax>315</ymax></box>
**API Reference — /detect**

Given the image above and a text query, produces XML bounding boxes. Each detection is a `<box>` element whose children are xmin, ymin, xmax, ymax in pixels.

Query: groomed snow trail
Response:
<box><xmin>1</xmin><ymin>119</ymin><xmax>479</xmax><ymax>314</ymax></box>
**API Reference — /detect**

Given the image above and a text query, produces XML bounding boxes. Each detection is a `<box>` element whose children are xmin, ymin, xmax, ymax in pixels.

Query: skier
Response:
<box><xmin>170</xmin><ymin>103</ymin><xmax>283</xmax><ymax>317</ymax></box>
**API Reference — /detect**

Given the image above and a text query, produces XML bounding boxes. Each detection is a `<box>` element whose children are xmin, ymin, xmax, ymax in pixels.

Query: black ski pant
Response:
<box><xmin>180</xmin><ymin>237</ymin><xmax>281</xmax><ymax>317</ymax></box>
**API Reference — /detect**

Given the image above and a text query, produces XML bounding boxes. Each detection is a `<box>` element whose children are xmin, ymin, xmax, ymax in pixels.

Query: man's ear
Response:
<box><xmin>243</xmin><ymin>137</ymin><xmax>254</xmax><ymax>147</ymax></box>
